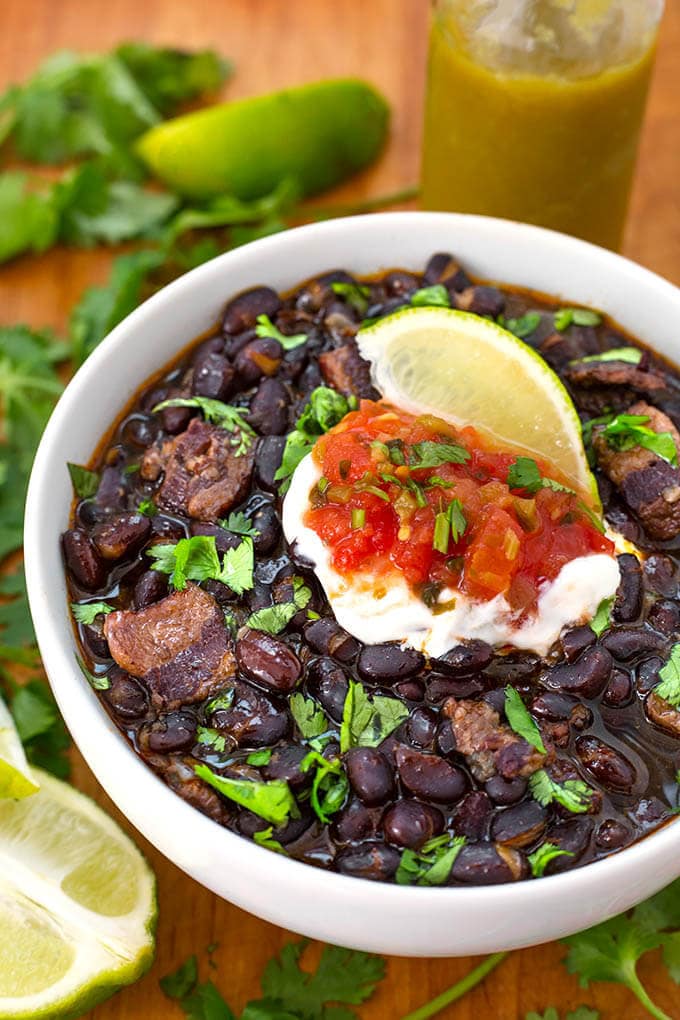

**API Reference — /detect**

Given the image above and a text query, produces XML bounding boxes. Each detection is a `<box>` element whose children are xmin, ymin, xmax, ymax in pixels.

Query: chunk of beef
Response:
<box><xmin>443</xmin><ymin>698</ymin><xmax>547</xmax><ymax>782</ymax></box>
<box><xmin>646</xmin><ymin>691</ymin><xmax>680</xmax><ymax>737</ymax></box>
<box><xmin>141</xmin><ymin>417</ymin><xmax>255</xmax><ymax>521</ymax></box>
<box><xmin>565</xmin><ymin>360</ymin><xmax>667</xmax><ymax>396</ymax></box>
<box><xmin>593</xmin><ymin>401</ymin><xmax>680</xmax><ymax>540</ymax></box>
<box><xmin>318</xmin><ymin>340</ymin><xmax>376</xmax><ymax>398</ymax></box>
<box><xmin>104</xmin><ymin>584</ymin><xmax>236</xmax><ymax>710</ymax></box>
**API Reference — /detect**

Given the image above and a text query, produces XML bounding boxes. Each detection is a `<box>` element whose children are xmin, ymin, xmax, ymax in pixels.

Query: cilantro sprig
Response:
<box><xmin>246</xmin><ymin>577</ymin><xmax>312</xmax><ymax>635</ymax></box>
<box><xmin>339</xmin><ymin>679</ymin><xmax>408</xmax><ymax>752</ymax></box>
<box><xmin>147</xmin><ymin>534</ymin><xmax>254</xmax><ymax>594</ymax></box>
<box><xmin>70</xmin><ymin>601</ymin><xmax>114</xmax><ymax>625</ymax></box>
<box><xmin>396</xmin><ymin>834</ymin><xmax>466</xmax><ymax>887</ymax></box>
<box><xmin>331</xmin><ymin>280</ymin><xmax>371</xmax><ymax>314</ymax></box>
<box><xmin>275</xmin><ymin>386</ymin><xmax>357</xmax><ymax>491</ymax></box>
<box><xmin>529</xmin><ymin>769</ymin><xmax>595</xmax><ymax>814</ymax></box>
<box><xmin>528</xmin><ymin>842</ymin><xmax>574</xmax><ymax>878</ymax></box>
<box><xmin>152</xmin><ymin>396</ymin><xmax>255</xmax><ymax>455</ymax></box>
<box><xmin>598</xmin><ymin>413</ymin><xmax>678</xmax><ymax>467</ymax></box>
<box><xmin>194</xmin><ymin>763</ymin><xmax>298</xmax><ymax>825</ymax></box>
<box><xmin>300</xmin><ymin>750</ymin><xmax>349</xmax><ymax>824</ymax></box>
<box><xmin>504</xmin><ymin>686</ymin><xmax>546</xmax><ymax>754</ymax></box>
<box><xmin>655</xmin><ymin>643</ymin><xmax>680</xmax><ymax>707</ymax></box>
<box><xmin>256</xmin><ymin>313</ymin><xmax>307</xmax><ymax>351</ymax></box>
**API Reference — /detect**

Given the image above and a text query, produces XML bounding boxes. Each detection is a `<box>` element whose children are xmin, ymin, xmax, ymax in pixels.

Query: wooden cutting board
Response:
<box><xmin>1</xmin><ymin>1</ymin><xmax>679</xmax><ymax>1017</ymax></box>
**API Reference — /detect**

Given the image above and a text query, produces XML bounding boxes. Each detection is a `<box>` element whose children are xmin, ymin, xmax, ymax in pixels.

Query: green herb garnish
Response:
<box><xmin>554</xmin><ymin>308</ymin><xmax>602</xmax><ymax>331</ymax></box>
<box><xmin>275</xmin><ymin>386</ymin><xmax>355</xmax><ymax>491</ymax></box>
<box><xmin>655</xmin><ymin>644</ymin><xmax>680</xmax><ymax>707</ymax></box>
<box><xmin>70</xmin><ymin>601</ymin><xmax>115</xmax><ymax>625</ymax></box>
<box><xmin>67</xmin><ymin>462</ymin><xmax>100</xmax><ymax>498</ymax></box>
<box><xmin>147</xmin><ymin>534</ymin><xmax>254</xmax><ymax>594</ymax></box>
<box><xmin>528</xmin><ymin>842</ymin><xmax>574</xmax><ymax>878</ymax></box>
<box><xmin>194</xmin><ymin>763</ymin><xmax>297</xmax><ymax>825</ymax></box>
<box><xmin>600</xmin><ymin>413</ymin><xmax>678</xmax><ymax>467</ymax></box>
<box><xmin>289</xmin><ymin>693</ymin><xmax>329</xmax><ymax>742</ymax></box>
<box><xmin>572</xmin><ymin>347</ymin><xmax>642</xmax><ymax>366</ymax></box>
<box><xmin>340</xmin><ymin>679</ymin><xmax>409</xmax><ymax>753</ymax></box>
<box><xmin>409</xmin><ymin>440</ymin><xmax>470</xmax><ymax>470</ymax></box>
<box><xmin>504</xmin><ymin>686</ymin><xmax>546</xmax><ymax>754</ymax></box>
<box><xmin>331</xmin><ymin>280</ymin><xmax>371</xmax><ymax>314</ymax></box>
<box><xmin>137</xmin><ymin>498</ymin><xmax>157</xmax><ymax>517</ymax></box>
<box><xmin>219</xmin><ymin>510</ymin><xmax>260</xmax><ymax>538</ymax></box>
<box><xmin>410</xmin><ymin>284</ymin><xmax>451</xmax><ymax>308</ymax></box>
<box><xmin>503</xmin><ymin>312</ymin><xmax>541</xmax><ymax>338</ymax></box>
<box><xmin>255</xmin><ymin>313</ymin><xmax>307</xmax><ymax>351</ymax></box>
<box><xmin>151</xmin><ymin>396</ymin><xmax>255</xmax><ymax>455</ymax></box>
<box><xmin>529</xmin><ymin>769</ymin><xmax>594</xmax><ymax>814</ymax></box>
<box><xmin>196</xmin><ymin>726</ymin><xmax>227</xmax><ymax>753</ymax></box>
<box><xmin>396</xmin><ymin>834</ymin><xmax>465</xmax><ymax>886</ymax></box>
<box><xmin>590</xmin><ymin>596</ymin><xmax>615</xmax><ymax>638</ymax></box>
<box><xmin>300</xmin><ymin>750</ymin><xmax>349</xmax><ymax>824</ymax></box>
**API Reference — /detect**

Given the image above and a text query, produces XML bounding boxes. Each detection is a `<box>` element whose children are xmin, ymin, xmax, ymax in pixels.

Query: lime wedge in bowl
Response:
<box><xmin>357</xmin><ymin>306</ymin><xmax>600</xmax><ymax>508</ymax></box>
<box><xmin>0</xmin><ymin>766</ymin><xmax>156</xmax><ymax>1019</ymax></box>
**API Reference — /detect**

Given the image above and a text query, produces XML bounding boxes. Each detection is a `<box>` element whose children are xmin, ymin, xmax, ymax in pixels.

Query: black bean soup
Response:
<box><xmin>63</xmin><ymin>253</ymin><xmax>680</xmax><ymax>887</ymax></box>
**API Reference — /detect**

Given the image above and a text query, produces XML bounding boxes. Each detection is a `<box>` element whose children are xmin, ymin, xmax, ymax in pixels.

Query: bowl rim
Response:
<box><xmin>24</xmin><ymin>211</ymin><xmax>680</xmax><ymax>952</ymax></box>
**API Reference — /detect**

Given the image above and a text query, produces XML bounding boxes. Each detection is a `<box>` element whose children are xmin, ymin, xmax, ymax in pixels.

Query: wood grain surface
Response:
<box><xmin>2</xmin><ymin>2</ymin><xmax>679</xmax><ymax>1018</ymax></box>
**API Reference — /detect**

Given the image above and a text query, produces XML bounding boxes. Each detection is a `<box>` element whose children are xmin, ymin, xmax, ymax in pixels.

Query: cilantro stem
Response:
<box><xmin>399</xmin><ymin>951</ymin><xmax>509</xmax><ymax>1020</ymax></box>
<box><xmin>627</xmin><ymin>970</ymin><xmax>672</xmax><ymax>1020</ymax></box>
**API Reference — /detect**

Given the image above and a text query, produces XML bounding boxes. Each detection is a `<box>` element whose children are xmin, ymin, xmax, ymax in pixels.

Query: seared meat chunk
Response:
<box><xmin>566</xmin><ymin>360</ymin><xmax>667</xmax><ymax>395</ymax></box>
<box><xmin>593</xmin><ymin>401</ymin><xmax>680</xmax><ymax>539</ymax></box>
<box><xmin>443</xmin><ymin>698</ymin><xmax>548</xmax><ymax>782</ymax></box>
<box><xmin>104</xmin><ymin>584</ymin><xmax>236</xmax><ymax>710</ymax></box>
<box><xmin>319</xmin><ymin>340</ymin><xmax>375</xmax><ymax>398</ymax></box>
<box><xmin>141</xmin><ymin>417</ymin><xmax>255</xmax><ymax>521</ymax></box>
<box><xmin>646</xmin><ymin>691</ymin><xmax>680</xmax><ymax>737</ymax></box>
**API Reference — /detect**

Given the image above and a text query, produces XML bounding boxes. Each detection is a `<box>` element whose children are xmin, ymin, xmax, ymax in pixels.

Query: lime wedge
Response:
<box><xmin>357</xmin><ymin>306</ymin><xmax>600</xmax><ymax>507</ymax></box>
<box><xmin>0</xmin><ymin>767</ymin><xmax>156</xmax><ymax>1019</ymax></box>
<box><xmin>0</xmin><ymin>695</ymin><xmax>39</xmax><ymax>800</ymax></box>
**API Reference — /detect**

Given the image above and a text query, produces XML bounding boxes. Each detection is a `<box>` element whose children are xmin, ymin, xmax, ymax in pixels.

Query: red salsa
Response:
<box><xmin>304</xmin><ymin>400</ymin><xmax>613</xmax><ymax>613</ymax></box>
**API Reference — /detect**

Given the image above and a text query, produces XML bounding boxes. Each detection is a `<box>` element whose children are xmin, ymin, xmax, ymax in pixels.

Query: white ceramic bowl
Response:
<box><xmin>25</xmin><ymin>212</ymin><xmax>680</xmax><ymax>957</ymax></box>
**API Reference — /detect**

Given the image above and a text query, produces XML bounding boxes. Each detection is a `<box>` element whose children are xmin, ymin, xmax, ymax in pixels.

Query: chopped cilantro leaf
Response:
<box><xmin>219</xmin><ymin>510</ymin><xmax>259</xmax><ymax>538</ymax></box>
<box><xmin>67</xmin><ymin>462</ymin><xmax>99</xmax><ymax>498</ymax></box>
<box><xmin>217</xmin><ymin>538</ymin><xmax>255</xmax><ymax>595</ymax></box>
<box><xmin>255</xmin><ymin>313</ymin><xmax>307</xmax><ymax>351</ymax></box>
<box><xmin>70</xmin><ymin>601</ymin><xmax>114</xmax><ymax>625</ymax></box>
<box><xmin>573</xmin><ymin>347</ymin><xmax>642</xmax><ymax>366</ymax></box>
<box><xmin>300</xmin><ymin>750</ymin><xmax>348</xmax><ymax>824</ymax></box>
<box><xmin>289</xmin><ymin>693</ymin><xmax>329</xmax><ymax>741</ymax></box>
<box><xmin>246</xmin><ymin>749</ymin><xmax>272</xmax><ymax>766</ymax></box>
<box><xmin>396</xmin><ymin>834</ymin><xmax>465</xmax><ymax>886</ymax></box>
<box><xmin>504</xmin><ymin>686</ymin><xmax>546</xmax><ymax>754</ymax></box>
<box><xmin>253</xmin><ymin>826</ymin><xmax>288</xmax><ymax>855</ymax></box>
<box><xmin>247</xmin><ymin>603</ymin><xmax>298</xmax><ymax>635</ymax></box>
<box><xmin>504</xmin><ymin>311</ymin><xmax>541</xmax><ymax>339</ymax></box>
<box><xmin>151</xmin><ymin>397</ymin><xmax>254</xmax><ymax>455</ymax></box>
<box><xmin>601</xmin><ymin>413</ymin><xmax>678</xmax><ymax>467</ymax></box>
<box><xmin>409</xmin><ymin>440</ymin><xmax>470</xmax><ymax>470</ymax></box>
<box><xmin>529</xmin><ymin>769</ymin><xmax>594</xmax><ymax>814</ymax></box>
<box><xmin>331</xmin><ymin>280</ymin><xmax>371</xmax><ymax>314</ymax></box>
<box><xmin>76</xmin><ymin>655</ymin><xmax>110</xmax><ymax>691</ymax></box>
<box><xmin>590</xmin><ymin>596</ymin><xmax>614</xmax><ymax>638</ymax></box>
<box><xmin>275</xmin><ymin>387</ymin><xmax>354</xmax><ymax>491</ymax></box>
<box><xmin>655</xmin><ymin>644</ymin><xmax>680</xmax><ymax>708</ymax></box>
<box><xmin>147</xmin><ymin>534</ymin><xmax>254</xmax><ymax>594</ymax></box>
<box><xmin>196</xmin><ymin>726</ymin><xmax>227</xmax><ymax>753</ymax></box>
<box><xmin>554</xmin><ymin>308</ymin><xmax>602</xmax><ymax>331</ymax></box>
<box><xmin>340</xmin><ymin>679</ymin><xmax>409</xmax><ymax>752</ymax></box>
<box><xmin>194</xmin><ymin>763</ymin><xmax>298</xmax><ymax>825</ymax></box>
<box><xmin>410</xmin><ymin>284</ymin><xmax>451</xmax><ymax>308</ymax></box>
<box><xmin>137</xmin><ymin>498</ymin><xmax>157</xmax><ymax>517</ymax></box>
<box><xmin>528</xmin><ymin>841</ymin><xmax>574</xmax><ymax>878</ymax></box>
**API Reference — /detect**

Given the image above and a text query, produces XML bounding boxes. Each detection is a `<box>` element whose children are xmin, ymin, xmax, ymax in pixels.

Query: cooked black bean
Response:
<box><xmin>67</xmin><ymin>253</ymin><xmax>680</xmax><ymax>887</ymax></box>
<box><xmin>255</xmin><ymin>435</ymin><xmax>286</xmax><ymax>491</ymax></box>
<box><xmin>222</xmin><ymin>286</ymin><xmax>281</xmax><ymax>335</ymax></box>
<box><xmin>336</xmin><ymin>843</ymin><xmax>401</xmax><ymax>882</ymax></box>
<box><xmin>237</xmin><ymin>630</ymin><xmax>302</xmax><ymax>694</ymax></box>
<box><xmin>62</xmin><ymin>529</ymin><xmax>106</xmax><ymax>591</ymax></box>
<box><xmin>490</xmin><ymin>801</ymin><xmax>547</xmax><ymax>848</ymax></box>
<box><xmin>394</xmin><ymin>746</ymin><xmax>467</xmax><ymax>804</ymax></box>
<box><xmin>544</xmin><ymin>646</ymin><xmax>612</xmax><ymax>698</ymax></box>
<box><xmin>576</xmin><ymin>736</ymin><xmax>637</xmax><ymax>794</ymax></box>
<box><xmin>432</xmin><ymin>640</ymin><xmax>494</xmax><ymax>677</ymax></box>
<box><xmin>357</xmin><ymin>643</ymin><xmax>425</xmax><ymax>683</ymax></box>
<box><xmin>303</xmin><ymin>617</ymin><xmax>359</xmax><ymax>662</ymax></box>
<box><xmin>345</xmin><ymin>748</ymin><xmax>395</xmax><ymax>806</ymax></box>
<box><xmin>382</xmin><ymin>800</ymin><xmax>444</xmax><ymax>849</ymax></box>
<box><xmin>452</xmin><ymin>843</ymin><xmax>527</xmax><ymax>884</ymax></box>
<box><xmin>249</xmin><ymin>378</ymin><xmax>290</xmax><ymax>435</ymax></box>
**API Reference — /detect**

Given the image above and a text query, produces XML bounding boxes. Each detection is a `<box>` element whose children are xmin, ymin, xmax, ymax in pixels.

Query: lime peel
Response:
<box><xmin>357</xmin><ymin>306</ymin><xmax>601</xmax><ymax>510</ymax></box>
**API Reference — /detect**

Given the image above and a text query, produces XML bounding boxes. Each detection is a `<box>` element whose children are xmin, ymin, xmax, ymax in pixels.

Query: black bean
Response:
<box><xmin>601</xmin><ymin>628</ymin><xmax>666</xmax><ymax>661</ymax></box>
<box><xmin>483</xmin><ymin>688</ymin><xmax>507</xmax><ymax>716</ymax></box>
<box><xmin>531</xmin><ymin>692</ymin><xmax>579</xmax><ymax>722</ymax></box>
<box><xmin>192</xmin><ymin>351</ymin><xmax>236</xmax><ymax>401</ymax></box>
<box><xmin>303</xmin><ymin>618</ymin><xmax>358</xmax><ymax>662</ymax></box>
<box><xmin>395</xmin><ymin>746</ymin><xmax>467</xmax><ymax>804</ymax></box>
<box><xmin>150</xmin><ymin>516</ymin><xmax>186</xmax><ymax>543</ymax></box>
<box><xmin>62</xmin><ymin>529</ymin><xmax>106</xmax><ymax>591</ymax></box>
<box><xmin>249</xmin><ymin>378</ymin><xmax>290</xmax><ymax>436</ymax></box>
<box><xmin>256</xmin><ymin>435</ymin><xmax>286</xmax><ymax>492</ymax></box>
<box><xmin>239</xmin><ymin>806</ymin><xmax>313</xmax><ymax>846</ymax></box>
<box><xmin>490</xmin><ymin>801</ymin><xmax>547</xmax><ymax>848</ymax></box>
<box><xmin>262</xmin><ymin>744</ymin><xmax>311</xmax><ymax>790</ymax></box>
<box><xmin>382</xmin><ymin>800</ymin><xmax>443</xmax><ymax>849</ymax></box>
<box><xmin>647</xmin><ymin>599</ymin><xmax>680</xmax><ymax>636</ymax></box>
<box><xmin>542</xmin><ymin>819</ymin><xmax>593</xmax><ymax>871</ymax></box>
<box><xmin>576</xmin><ymin>736</ymin><xmax>637</xmax><ymax>794</ymax></box>
<box><xmin>602</xmin><ymin>669</ymin><xmax>633</xmax><ymax>707</ymax></box>
<box><xmin>190</xmin><ymin>521</ymin><xmax>241</xmax><ymax>554</ymax></box>
<box><xmin>76</xmin><ymin>499</ymin><xmax>109</xmax><ymax>529</ymax></box>
<box><xmin>92</xmin><ymin>512</ymin><xmax>151</xmax><ymax>562</ymax></box>
<box><xmin>423</xmin><ymin>253</ymin><xmax>460</xmax><ymax>285</ymax></box>
<box><xmin>234</xmin><ymin>337</ymin><xmax>282</xmax><ymax>386</ymax></box>
<box><xmin>95</xmin><ymin>465</ymin><xmax>126</xmax><ymax>508</ymax></box>
<box><xmin>394</xmin><ymin>679</ymin><xmax>425</xmax><ymax>702</ymax></box>
<box><xmin>333</xmin><ymin>799</ymin><xmax>384</xmax><ymax>843</ymax></box>
<box><xmin>636</xmin><ymin>656</ymin><xmax>663</xmax><ymax>694</ymax></box>
<box><xmin>451</xmin><ymin>843</ymin><xmax>527</xmax><ymax>884</ymax></box>
<box><xmin>345</xmin><ymin>748</ymin><xmax>395</xmax><ymax>806</ymax></box>
<box><xmin>222</xmin><ymin>286</ymin><xmax>281</xmax><ymax>335</ymax></box>
<box><xmin>147</xmin><ymin>711</ymin><xmax>197</xmax><ymax>753</ymax></box>
<box><xmin>357</xmin><ymin>643</ymin><xmax>425</xmax><ymax>683</ymax></box>
<box><xmin>121</xmin><ymin>414</ymin><xmax>159</xmax><ymax>448</ymax></box>
<box><xmin>458</xmin><ymin>285</ymin><xmax>505</xmax><ymax>317</ymax></box>
<box><xmin>104</xmin><ymin>669</ymin><xmax>148</xmax><ymax>720</ymax></box>
<box><xmin>628</xmin><ymin>797</ymin><xmax>667</xmax><ymax>830</ymax></box>
<box><xmin>306</xmin><ymin>658</ymin><xmax>349</xmax><ymax>722</ymax></box>
<box><xmin>212</xmin><ymin>680</ymin><xmax>289</xmax><ymax>747</ymax></box>
<box><xmin>160</xmin><ymin>402</ymin><xmax>193</xmax><ymax>435</ymax></box>
<box><xmin>336</xmin><ymin>843</ymin><xmax>401</xmax><ymax>882</ymax></box>
<box><xmin>544</xmin><ymin>646</ymin><xmax>612</xmax><ymax>698</ymax></box>
<box><xmin>613</xmin><ymin>553</ymin><xmax>643</xmax><ymax>623</ymax></box>
<box><xmin>432</xmin><ymin>640</ymin><xmax>494</xmax><ymax>677</ymax></box>
<box><xmin>483</xmin><ymin>652</ymin><xmax>542</xmax><ymax>685</ymax></box>
<box><xmin>643</xmin><ymin>554</ymin><xmax>677</xmax><ymax>597</ymax></box>
<box><xmin>560</xmin><ymin>626</ymin><xmax>596</xmax><ymax>663</ymax></box>
<box><xmin>453</xmin><ymin>791</ymin><xmax>492</xmax><ymax>840</ymax></box>
<box><xmin>427</xmin><ymin>675</ymin><xmax>484</xmax><ymax>703</ymax></box>
<box><xmin>595</xmin><ymin>818</ymin><xmax>630</xmax><ymax>851</ymax></box>
<box><xmin>435</xmin><ymin>721</ymin><xmax>457</xmax><ymax>759</ymax></box>
<box><xmin>384</xmin><ymin>271</ymin><xmax>419</xmax><ymax>296</ymax></box>
<box><xmin>237</xmin><ymin>630</ymin><xmax>302</xmax><ymax>694</ymax></box>
<box><xmin>485</xmin><ymin>775</ymin><xmax>528</xmax><ymax>806</ymax></box>
<box><xmin>80</xmin><ymin>619</ymin><xmax>110</xmax><ymax>660</ymax></box>
<box><xmin>250</xmin><ymin>504</ymin><xmax>281</xmax><ymax>555</ymax></box>
<box><xmin>406</xmin><ymin>707</ymin><xmax>438</xmax><ymax>748</ymax></box>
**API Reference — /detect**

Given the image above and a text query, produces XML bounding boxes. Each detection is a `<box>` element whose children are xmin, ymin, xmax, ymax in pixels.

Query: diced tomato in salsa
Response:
<box><xmin>303</xmin><ymin>400</ymin><xmax>613</xmax><ymax>614</ymax></box>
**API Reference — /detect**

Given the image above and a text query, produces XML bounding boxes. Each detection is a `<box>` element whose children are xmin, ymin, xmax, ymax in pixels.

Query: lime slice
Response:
<box><xmin>0</xmin><ymin>767</ymin><xmax>156</xmax><ymax>1019</ymax></box>
<box><xmin>357</xmin><ymin>306</ymin><xmax>599</xmax><ymax>507</ymax></box>
<box><xmin>0</xmin><ymin>696</ymin><xmax>39</xmax><ymax>800</ymax></box>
